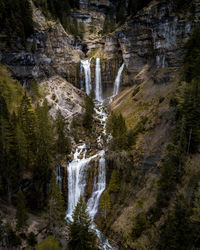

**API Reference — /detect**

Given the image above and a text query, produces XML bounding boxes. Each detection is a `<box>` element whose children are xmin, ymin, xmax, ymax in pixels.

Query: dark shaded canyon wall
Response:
<box><xmin>0</xmin><ymin>5</ymin><xmax>84</xmax><ymax>86</ymax></box>
<box><xmin>112</xmin><ymin>0</ymin><xmax>200</xmax><ymax>84</ymax></box>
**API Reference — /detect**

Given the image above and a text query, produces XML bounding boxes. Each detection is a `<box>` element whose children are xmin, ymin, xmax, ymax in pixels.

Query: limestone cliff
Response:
<box><xmin>102</xmin><ymin>0</ymin><xmax>200</xmax><ymax>84</ymax></box>
<box><xmin>1</xmin><ymin>0</ymin><xmax>200</xmax><ymax>249</ymax></box>
<box><xmin>0</xmin><ymin>2</ymin><xmax>83</xmax><ymax>85</ymax></box>
<box><xmin>1</xmin><ymin>1</ymin><xmax>200</xmax><ymax>90</ymax></box>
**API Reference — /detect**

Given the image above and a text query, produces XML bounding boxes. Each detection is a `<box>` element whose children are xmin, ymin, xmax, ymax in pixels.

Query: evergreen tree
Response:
<box><xmin>0</xmin><ymin>213</ymin><xmax>4</xmax><ymax>245</ymax></box>
<box><xmin>102</xmin><ymin>14</ymin><xmax>115</xmax><ymax>35</ymax></box>
<box><xmin>160</xmin><ymin>196</ymin><xmax>192</xmax><ymax>250</ymax></box>
<box><xmin>15</xmin><ymin>123</ymin><xmax>28</xmax><ymax>173</ymax></box>
<box><xmin>36</xmin><ymin>236</ymin><xmax>61</xmax><ymax>250</ymax></box>
<box><xmin>132</xmin><ymin>212</ymin><xmax>146</xmax><ymax>240</ymax></box>
<box><xmin>55</xmin><ymin>110</ymin><xmax>71</xmax><ymax>156</ymax></box>
<box><xmin>0</xmin><ymin>0</ymin><xmax>34</xmax><ymax>43</ymax></box>
<box><xmin>109</xmin><ymin>170</ymin><xmax>120</xmax><ymax>193</ymax></box>
<box><xmin>33</xmin><ymin>100</ymin><xmax>54</xmax><ymax>208</ymax></box>
<box><xmin>191</xmin><ymin>182</ymin><xmax>200</xmax><ymax>223</ymax></box>
<box><xmin>69</xmin><ymin>0</ymin><xmax>79</xmax><ymax>9</ymax></box>
<box><xmin>0</xmin><ymin>95</ymin><xmax>19</xmax><ymax>203</ymax></box>
<box><xmin>5</xmin><ymin>223</ymin><xmax>22</xmax><ymax>248</ymax></box>
<box><xmin>83</xmin><ymin>94</ymin><xmax>94</xmax><ymax>131</ymax></box>
<box><xmin>46</xmin><ymin>172</ymin><xmax>65</xmax><ymax>237</ymax></box>
<box><xmin>183</xmin><ymin>27</ymin><xmax>200</xmax><ymax>82</ymax></box>
<box><xmin>182</xmin><ymin>79</ymin><xmax>200</xmax><ymax>153</ymax></box>
<box><xmin>18</xmin><ymin>93</ymin><xmax>37</xmax><ymax>168</ymax></box>
<box><xmin>68</xmin><ymin>196</ymin><xmax>97</xmax><ymax>250</ymax></box>
<box><xmin>106</xmin><ymin>112</ymin><xmax>128</xmax><ymax>150</ymax></box>
<box><xmin>100</xmin><ymin>190</ymin><xmax>111</xmax><ymax>219</ymax></box>
<box><xmin>27</xmin><ymin>232</ymin><xmax>37</xmax><ymax>247</ymax></box>
<box><xmin>117</xmin><ymin>3</ymin><xmax>126</xmax><ymax>24</ymax></box>
<box><xmin>16</xmin><ymin>188</ymin><xmax>28</xmax><ymax>232</ymax></box>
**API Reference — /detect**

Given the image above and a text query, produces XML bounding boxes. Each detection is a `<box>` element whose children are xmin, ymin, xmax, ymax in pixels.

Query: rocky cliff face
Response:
<box><xmin>0</xmin><ymin>3</ymin><xmax>84</xmax><ymax>85</ymax></box>
<box><xmin>69</xmin><ymin>0</ymin><xmax>200</xmax><ymax>92</ymax></box>
<box><xmin>102</xmin><ymin>0</ymin><xmax>200</xmax><ymax>85</ymax></box>
<box><xmin>1</xmin><ymin>1</ymin><xmax>200</xmax><ymax>90</ymax></box>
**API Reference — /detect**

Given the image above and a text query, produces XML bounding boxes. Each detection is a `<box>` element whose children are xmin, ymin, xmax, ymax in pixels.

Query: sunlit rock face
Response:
<box><xmin>39</xmin><ymin>75</ymin><xmax>85</xmax><ymax>119</ymax></box>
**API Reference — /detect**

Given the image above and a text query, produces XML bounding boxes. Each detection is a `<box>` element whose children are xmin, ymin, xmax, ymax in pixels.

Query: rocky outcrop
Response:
<box><xmin>102</xmin><ymin>0</ymin><xmax>200</xmax><ymax>85</ymax></box>
<box><xmin>75</xmin><ymin>0</ymin><xmax>200</xmax><ymax>89</ymax></box>
<box><xmin>1</xmin><ymin>0</ymin><xmax>200</xmax><ymax>92</ymax></box>
<box><xmin>39</xmin><ymin>75</ymin><xmax>85</xmax><ymax>119</ymax></box>
<box><xmin>0</xmin><ymin>3</ymin><xmax>84</xmax><ymax>85</ymax></box>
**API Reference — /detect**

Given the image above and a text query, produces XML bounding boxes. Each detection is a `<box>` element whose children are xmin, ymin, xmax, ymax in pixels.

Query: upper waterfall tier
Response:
<box><xmin>81</xmin><ymin>60</ymin><xmax>92</xmax><ymax>95</ymax></box>
<box><xmin>113</xmin><ymin>63</ymin><xmax>125</xmax><ymax>97</ymax></box>
<box><xmin>95</xmin><ymin>58</ymin><xmax>103</xmax><ymax>102</ymax></box>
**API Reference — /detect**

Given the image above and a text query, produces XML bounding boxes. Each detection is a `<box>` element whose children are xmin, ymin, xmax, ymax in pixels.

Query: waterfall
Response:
<box><xmin>81</xmin><ymin>60</ymin><xmax>92</xmax><ymax>95</ymax></box>
<box><xmin>87</xmin><ymin>153</ymin><xmax>106</xmax><ymax>219</ymax></box>
<box><xmin>95</xmin><ymin>58</ymin><xmax>103</xmax><ymax>102</ymax></box>
<box><xmin>67</xmin><ymin>144</ymin><xmax>100</xmax><ymax>219</ymax></box>
<box><xmin>113</xmin><ymin>63</ymin><xmax>125</xmax><ymax>97</ymax></box>
<box><xmin>56</xmin><ymin>165</ymin><xmax>62</xmax><ymax>189</ymax></box>
<box><xmin>66</xmin><ymin>59</ymin><xmax>116</xmax><ymax>249</ymax></box>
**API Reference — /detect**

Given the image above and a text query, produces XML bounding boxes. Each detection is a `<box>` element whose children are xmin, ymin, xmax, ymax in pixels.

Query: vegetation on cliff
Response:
<box><xmin>68</xmin><ymin>196</ymin><xmax>97</xmax><ymax>250</ymax></box>
<box><xmin>0</xmin><ymin>65</ymin><xmax>70</xmax><ymax>248</ymax></box>
<box><xmin>0</xmin><ymin>0</ymin><xmax>200</xmax><ymax>249</ymax></box>
<box><xmin>0</xmin><ymin>0</ymin><xmax>33</xmax><ymax>44</ymax></box>
<box><xmin>100</xmin><ymin>26</ymin><xmax>200</xmax><ymax>249</ymax></box>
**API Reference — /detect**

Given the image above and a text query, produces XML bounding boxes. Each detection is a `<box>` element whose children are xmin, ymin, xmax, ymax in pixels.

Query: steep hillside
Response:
<box><xmin>1</xmin><ymin>0</ymin><xmax>200</xmax><ymax>249</ymax></box>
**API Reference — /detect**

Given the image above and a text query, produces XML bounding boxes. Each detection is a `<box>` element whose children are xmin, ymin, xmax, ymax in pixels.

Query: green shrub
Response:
<box><xmin>132</xmin><ymin>213</ymin><xmax>146</xmax><ymax>240</ymax></box>
<box><xmin>36</xmin><ymin>236</ymin><xmax>61</xmax><ymax>250</ymax></box>
<box><xmin>132</xmin><ymin>86</ymin><xmax>140</xmax><ymax>97</ymax></box>
<box><xmin>109</xmin><ymin>170</ymin><xmax>120</xmax><ymax>193</ymax></box>
<box><xmin>27</xmin><ymin>232</ymin><xmax>37</xmax><ymax>246</ymax></box>
<box><xmin>6</xmin><ymin>224</ymin><xmax>21</xmax><ymax>248</ymax></box>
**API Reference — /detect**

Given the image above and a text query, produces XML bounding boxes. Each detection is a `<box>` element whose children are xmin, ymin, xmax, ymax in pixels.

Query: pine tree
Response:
<box><xmin>106</xmin><ymin>112</ymin><xmax>128</xmax><ymax>150</ymax></box>
<box><xmin>117</xmin><ymin>4</ymin><xmax>126</xmax><ymax>24</ymax></box>
<box><xmin>191</xmin><ymin>182</ymin><xmax>200</xmax><ymax>223</ymax></box>
<box><xmin>0</xmin><ymin>95</ymin><xmax>19</xmax><ymax>203</ymax></box>
<box><xmin>83</xmin><ymin>94</ymin><xmax>94</xmax><ymax>131</ymax></box>
<box><xmin>55</xmin><ymin>110</ymin><xmax>71</xmax><ymax>156</ymax></box>
<box><xmin>36</xmin><ymin>236</ymin><xmax>61</xmax><ymax>250</ymax></box>
<box><xmin>16</xmin><ymin>188</ymin><xmax>28</xmax><ymax>232</ymax></box>
<box><xmin>160</xmin><ymin>196</ymin><xmax>192</xmax><ymax>250</ymax></box>
<box><xmin>100</xmin><ymin>190</ymin><xmax>111</xmax><ymax>219</ymax></box>
<box><xmin>33</xmin><ymin>100</ymin><xmax>54</xmax><ymax>208</ymax></box>
<box><xmin>109</xmin><ymin>170</ymin><xmax>120</xmax><ymax>193</ymax></box>
<box><xmin>20</xmin><ymin>0</ymin><xmax>34</xmax><ymax>38</ymax></box>
<box><xmin>5</xmin><ymin>223</ymin><xmax>22</xmax><ymax>248</ymax></box>
<box><xmin>18</xmin><ymin>93</ymin><xmax>37</xmax><ymax>168</ymax></box>
<box><xmin>0</xmin><ymin>0</ymin><xmax>34</xmax><ymax>43</ymax></box>
<box><xmin>68</xmin><ymin>196</ymin><xmax>97</xmax><ymax>250</ymax></box>
<box><xmin>46</xmin><ymin>172</ymin><xmax>65</xmax><ymax>237</ymax></box>
<box><xmin>15</xmin><ymin>123</ymin><xmax>28</xmax><ymax>172</ymax></box>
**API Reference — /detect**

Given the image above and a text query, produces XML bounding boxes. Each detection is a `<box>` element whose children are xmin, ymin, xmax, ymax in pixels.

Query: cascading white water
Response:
<box><xmin>95</xmin><ymin>58</ymin><xmax>103</xmax><ymax>102</ymax></box>
<box><xmin>81</xmin><ymin>60</ymin><xmax>92</xmax><ymax>95</ymax></box>
<box><xmin>87</xmin><ymin>152</ymin><xmax>106</xmax><ymax>219</ymax></box>
<box><xmin>113</xmin><ymin>63</ymin><xmax>125</xmax><ymax>97</ymax></box>
<box><xmin>67</xmin><ymin>144</ymin><xmax>100</xmax><ymax>220</ymax></box>
<box><xmin>66</xmin><ymin>60</ymin><xmax>118</xmax><ymax>249</ymax></box>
